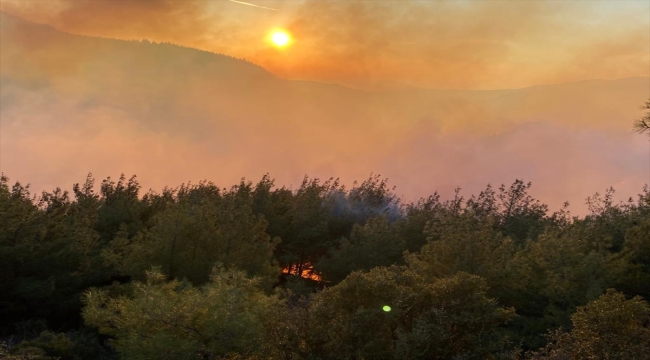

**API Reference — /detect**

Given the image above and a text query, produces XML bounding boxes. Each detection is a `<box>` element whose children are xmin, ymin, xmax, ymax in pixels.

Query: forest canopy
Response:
<box><xmin>1</xmin><ymin>172</ymin><xmax>649</xmax><ymax>359</ymax></box>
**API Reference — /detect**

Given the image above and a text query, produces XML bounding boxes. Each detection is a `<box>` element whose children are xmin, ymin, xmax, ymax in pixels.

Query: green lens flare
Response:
<box><xmin>383</xmin><ymin>305</ymin><xmax>391</xmax><ymax>312</ymax></box>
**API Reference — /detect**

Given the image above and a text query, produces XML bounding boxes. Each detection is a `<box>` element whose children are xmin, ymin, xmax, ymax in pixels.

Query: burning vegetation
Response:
<box><xmin>281</xmin><ymin>262</ymin><xmax>322</xmax><ymax>282</ymax></box>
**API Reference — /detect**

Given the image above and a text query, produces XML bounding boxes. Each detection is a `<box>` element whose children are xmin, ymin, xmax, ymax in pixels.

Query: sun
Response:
<box><xmin>270</xmin><ymin>30</ymin><xmax>291</xmax><ymax>47</ymax></box>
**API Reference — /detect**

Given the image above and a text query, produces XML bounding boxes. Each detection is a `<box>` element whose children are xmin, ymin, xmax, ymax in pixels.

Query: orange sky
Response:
<box><xmin>1</xmin><ymin>1</ymin><xmax>649</xmax><ymax>216</ymax></box>
<box><xmin>1</xmin><ymin>0</ymin><xmax>649</xmax><ymax>90</ymax></box>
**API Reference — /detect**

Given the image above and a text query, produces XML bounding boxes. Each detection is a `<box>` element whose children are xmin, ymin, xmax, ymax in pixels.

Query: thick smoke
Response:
<box><xmin>1</xmin><ymin>11</ymin><xmax>649</xmax><ymax>216</ymax></box>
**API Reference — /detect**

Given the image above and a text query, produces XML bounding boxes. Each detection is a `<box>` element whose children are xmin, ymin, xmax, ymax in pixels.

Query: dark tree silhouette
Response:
<box><xmin>634</xmin><ymin>100</ymin><xmax>650</xmax><ymax>136</ymax></box>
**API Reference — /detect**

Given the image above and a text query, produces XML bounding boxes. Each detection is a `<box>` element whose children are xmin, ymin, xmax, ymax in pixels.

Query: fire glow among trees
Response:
<box><xmin>281</xmin><ymin>262</ymin><xmax>322</xmax><ymax>281</ymax></box>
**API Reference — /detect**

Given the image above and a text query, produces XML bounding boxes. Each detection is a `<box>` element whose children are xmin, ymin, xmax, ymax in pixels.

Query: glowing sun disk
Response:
<box><xmin>270</xmin><ymin>30</ymin><xmax>291</xmax><ymax>47</ymax></box>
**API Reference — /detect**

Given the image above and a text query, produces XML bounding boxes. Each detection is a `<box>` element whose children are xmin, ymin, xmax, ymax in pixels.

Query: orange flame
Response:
<box><xmin>282</xmin><ymin>263</ymin><xmax>322</xmax><ymax>281</ymax></box>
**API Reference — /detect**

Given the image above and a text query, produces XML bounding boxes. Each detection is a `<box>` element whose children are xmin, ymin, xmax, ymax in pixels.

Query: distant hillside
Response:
<box><xmin>0</xmin><ymin>10</ymin><xmax>273</xmax><ymax>77</ymax></box>
<box><xmin>1</xmin><ymin>11</ymin><xmax>649</xmax><ymax>214</ymax></box>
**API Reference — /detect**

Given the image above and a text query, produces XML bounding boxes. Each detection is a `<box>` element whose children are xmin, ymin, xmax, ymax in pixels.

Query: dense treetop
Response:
<box><xmin>1</xmin><ymin>172</ymin><xmax>649</xmax><ymax>359</ymax></box>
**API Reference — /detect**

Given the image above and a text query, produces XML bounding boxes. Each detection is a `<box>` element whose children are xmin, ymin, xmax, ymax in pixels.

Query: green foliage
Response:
<box><xmin>529</xmin><ymin>289</ymin><xmax>650</xmax><ymax>359</ymax></box>
<box><xmin>95</xmin><ymin>174</ymin><xmax>144</xmax><ymax>242</ymax></box>
<box><xmin>1</xmin><ymin>328</ymin><xmax>108</xmax><ymax>360</ymax></box>
<box><xmin>396</xmin><ymin>193</ymin><xmax>442</xmax><ymax>253</ymax></box>
<box><xmin>569</xmin><ymin>289</ymin><xmax>650</xmax><ymax>359</ymax></box>
<box><xmin>463</xmin><ymin>180</ymin><xmax>549</xmax><ymax>244</ymax></box>
<box><xmin>623</xmin><ymin>216</ymin><xmax>650</xmax><ymax>268</ymax></box>
<box><xmin>407</xmin><ymin>213</ymin><xmax>516</xmax><ymax>282</ymax></box>
<box><xmin>103</xmin><ymin>181</ymin><xmax>279</xmax><ymax>287</ymax></box>
<box><xmin>0</xmin><ymin>174</ymin><xmax>105</xmax><ymax>330</ymax></box>
<box><xmin>524</xmin><ymin>231</ymin><xmax>606</xmax><ymax>306</ymax></box>
<box><xmin>508</xmin><ymin>230</ymin><xmax>607</xmax><ymax>348</ymax></box>
<box><xmin>16</xmin><ymin>332</ymin><xmax>74</xmax><ymax>360</ymax></box>
<box><xmin>281</xmin><ymin>177</ymin><xmax>337</xmax><ymax>273</ymax></box>
<box><xmin>260</xmin><ymin>296</ymin><xmax>313</xmax><ymax>360</ymax></box>
<box><xmin>602</xmin><ymin>216</ymin><xmax>650</xmax><ymax>300</ymax></box>
<box><xmin>345</xmin><ymin>174</ymin><xmax>402</xmax><ymax>223</ymax></box>
<box><xmin>582</xmin><ymin>187</ymin><xmax>637</xmax><ymax>253</ymax></box>
<box><xmin>303</xmin><ymin>267</ymin><xmax>515</xmax><ymax>359</ymax></box>
<box><xmin>1</xmin><ymin>342</ymin><xmax>58</xmax><ymax>360</ymax></box>
<box><xmin>3</xmin><ymin>171</ymin><xmax>650</xmax><ymax>359</ymax></box>
<box><xmin>317</xmin><ymin>215</ymin><xmax>405</xmax><ymax>283</ymax></box>
<box><xmin>493</xmin><ymin>180</ymin><xmax>548</xmax><ymax>244</ymax></box>
<box><xmin>394</xmin><ymin>272</ymin><xmax>517</xmax><ymax>360</ymax></box>
<box><xmin>83</xmin><ymin>267</ymin><xmax>273</xmax><ymax>359</ymax></box>
<box><xmin>0</xmin><ymin>175</ymin><xmax>40</xmax><ymax>317</ymax></box>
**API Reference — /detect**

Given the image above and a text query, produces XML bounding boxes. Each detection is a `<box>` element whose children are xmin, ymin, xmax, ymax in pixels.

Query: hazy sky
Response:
<box><xmin>1</xmin><ymin>1</ymin><xmax>649</xmax><ymax>216</ymax></box>
<box><xmin>1</xmin><ymin>0</ymin><xmax>649</xmax><ymax>90</ymax></box>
